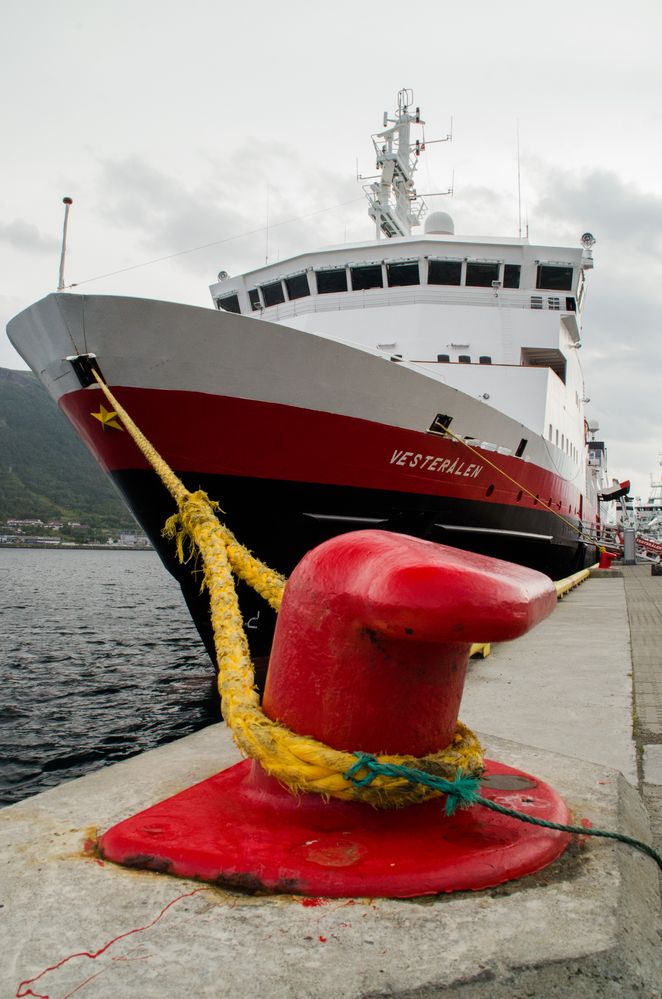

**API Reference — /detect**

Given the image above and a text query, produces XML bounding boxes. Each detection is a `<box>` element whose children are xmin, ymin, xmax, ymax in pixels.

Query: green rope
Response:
<box><xmin>344</xmin><ymin>753</ymin><xmax>662</xmax><ymax>872</ymax></box>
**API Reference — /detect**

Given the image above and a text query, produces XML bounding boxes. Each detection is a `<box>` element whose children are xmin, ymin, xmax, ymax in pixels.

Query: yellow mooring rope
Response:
<box><xmin>91</xmin><ymin>373</ymin><xmax>484</xmax><ymax>807</ymax></box>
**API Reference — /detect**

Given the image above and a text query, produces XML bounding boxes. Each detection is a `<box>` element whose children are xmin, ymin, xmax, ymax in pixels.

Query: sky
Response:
<box><xmin>1</xmin><ymin>0</ymin><xmax>661</xmax><ymax>499</ymax></box>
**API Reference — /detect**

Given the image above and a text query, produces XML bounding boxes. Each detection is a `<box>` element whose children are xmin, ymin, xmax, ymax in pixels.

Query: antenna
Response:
<box><xmin>516</xmin><ymin>120</ymin><xmax>522</xmax><ymax>239</ymax></box>
<box><xmin>265</xmin><ymin>186</ymin><xmax>270</xmax><ymax>264</ymax></box>
<box><xmin>57</xmin><ymin>197</ymin><xmax>73</xmax><ymax>291</ymax></box>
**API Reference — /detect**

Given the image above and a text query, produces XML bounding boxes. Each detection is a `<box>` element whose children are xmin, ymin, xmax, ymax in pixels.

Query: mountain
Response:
<box><xmin>0</xmin><ymin>367</ymin><xmax>134</xmax><ymax>527</ymax></box>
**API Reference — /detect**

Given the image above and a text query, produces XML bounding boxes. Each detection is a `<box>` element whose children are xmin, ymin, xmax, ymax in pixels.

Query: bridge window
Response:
<box><xmin>316</xmin><ymin>268</ymin><xmax>348</xmax><ymax>294</ymax></box>
<box><xmin>285</xmin><ymin>273</ymin><xmax>310</xmax><ymax>300</ymax></box>
<box><xmin>351</xmin><ymin>264</ymin><xmax>383</xmax><ymax>290</ymax></box>
<box><xmin>248</xmin><ymin>288</ymin><xmax>261</xmax><ymax>311</ymax></box>
<box><xmin>466</xmin><ymin>262</ymin><xmax>499</xmax><ymax>287</ymax></box>
<box><xmin>261</xmin><ymin>281</ymin><xmax>285</xmax><ymax>307</ymax></box>
<box><xmin>503</xmin><ymin>264</ymin><xmax>521</xmax><ymax>288</ymax></box>
<box><xmin>537</xmin><ymin>264</ymin><xmax>573</xmax><ymax>291</ymax></box>
<box><xmin>387</xmin><ymin>261</ymin><xmax>419</xmax><ymax>287</ymax></box>
<box><xmin>216</xmin><ymin>293</ymin><xmax>241</xmax><ymax>314</ymax></box>
<box><xmin>428</xmin><ymin>259</ymin><xmax>461</xmax><ymax>285</ymax></box>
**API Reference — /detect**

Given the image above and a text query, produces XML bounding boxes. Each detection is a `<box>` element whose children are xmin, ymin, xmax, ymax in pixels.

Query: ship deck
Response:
<box><xmin>2</xmin><ymin>566</ymin><xmax>661</xmax><ymax>995</ymax></box>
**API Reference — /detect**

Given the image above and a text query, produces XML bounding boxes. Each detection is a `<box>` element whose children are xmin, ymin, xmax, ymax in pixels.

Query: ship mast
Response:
<box><xmin>362</xmin><ymin>89</ymin><xmax>428</xmax><ymax>239</ymax></box>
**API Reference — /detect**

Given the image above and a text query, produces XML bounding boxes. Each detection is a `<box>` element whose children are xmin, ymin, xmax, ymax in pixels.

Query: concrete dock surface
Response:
<box><xmin>1</xmin><ymin>565</ymin><xmax>662</xmax><ymax>996</ymax></box>
<box><xmin>464</xmin><ymin>564</ymin><xmax>662</xmax><ymax>871</ymax></box>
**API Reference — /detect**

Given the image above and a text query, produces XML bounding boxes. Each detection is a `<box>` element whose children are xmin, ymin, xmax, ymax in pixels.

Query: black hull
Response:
<box><xmin>112</xmin><ymin>469</ymin><xmax>596</xmax><ymax>675</ymax></box>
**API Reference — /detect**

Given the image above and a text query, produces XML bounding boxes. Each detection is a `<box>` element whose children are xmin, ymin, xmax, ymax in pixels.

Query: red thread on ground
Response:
<box><xmin>61</xmin><ymin>970</ymin><xmax>104</xmax><ymax>998</ymax></box>
<box><xmin>15</xmin><ymin>886</ymin><xmax>210</xmax><ymax>998</ymax></box>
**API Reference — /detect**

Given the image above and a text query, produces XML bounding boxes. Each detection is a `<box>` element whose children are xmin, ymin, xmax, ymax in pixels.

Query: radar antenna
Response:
<box><xmin>359</xmin><ymin>90</ymin><xmax>450</xmax><ymax>239</ymax></box>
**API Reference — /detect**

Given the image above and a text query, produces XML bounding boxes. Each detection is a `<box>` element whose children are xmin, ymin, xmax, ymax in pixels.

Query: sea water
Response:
<box><xmin>0</xmin><ymin>548</ymin><xmax>217</xmax><ymax>806</ymax></box>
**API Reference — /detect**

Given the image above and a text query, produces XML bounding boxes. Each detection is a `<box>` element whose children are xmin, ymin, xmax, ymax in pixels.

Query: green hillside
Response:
<box><xmin>0</xmin><ymin>367</ymin><xmax>134</xmax><ymax>528</ymax></box>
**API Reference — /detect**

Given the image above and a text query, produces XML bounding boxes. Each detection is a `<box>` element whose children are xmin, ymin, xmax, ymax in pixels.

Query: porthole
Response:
<box><xmin>516</xmin><ymin>490</ymin><xmax>523</xmax><ymax>502</ymax></box>
<box><xmin>486</xmin><ymin>484</ymin><xmax>495</xmax><ymax>497</ymax></box>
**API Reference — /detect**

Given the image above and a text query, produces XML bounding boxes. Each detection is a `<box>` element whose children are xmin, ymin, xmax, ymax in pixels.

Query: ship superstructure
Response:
<box><xmin>7</xmin><ymin>90</ymin><xmax>606</xmax><ymax>665</ymax></box>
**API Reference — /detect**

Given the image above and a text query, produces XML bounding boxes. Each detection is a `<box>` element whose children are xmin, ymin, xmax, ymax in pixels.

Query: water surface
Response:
<box><xmin>0</xmin><ymin>548</ymin><xmax>217</xmax><ymax>806</ymax></box>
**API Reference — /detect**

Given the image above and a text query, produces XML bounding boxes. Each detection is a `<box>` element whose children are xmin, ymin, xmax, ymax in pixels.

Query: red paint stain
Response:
<box><xmin>318</xmin><ymin>936</ymin><xmax>327</xmax><ymax>943</ymax></box>
<box><xmin>300</xmin><ymin>897</ymin><xmax>323</xmax><ymax>907</ymax></box>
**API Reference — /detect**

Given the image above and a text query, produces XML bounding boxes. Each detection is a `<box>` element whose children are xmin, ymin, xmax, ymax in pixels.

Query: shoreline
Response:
<box><xmin>0</xmin><ymin>542</ymin><xmax>153</xmax><ymax>551</ymax></box>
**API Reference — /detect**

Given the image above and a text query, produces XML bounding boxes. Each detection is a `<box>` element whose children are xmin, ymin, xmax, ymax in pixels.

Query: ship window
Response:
<box><xmin>316</xmin><ymin>268</ymin><xmax>348</xmax><ymax>294</ymax></box>
<box><xmin>556</xmin><ymin>430</ymin><xmax>559</xmax><ymax>445</ymax></box>
<box><xmin>437</xmin><ymin>353</ymin><xmax>450</xmax><ymax>362</ymax></box>
<box><xmin>548</xmin><ymin>424</ymin><xmax>552</xmax><ymax>440</ymax></box>
<box><xmin>537</xmin><ymin>264</ymin><xmax>573</xmax><ymax>291</ymax></box>
<box><xmin>531</xmin><ymin>296</ymin><xmax>543</xmax><ymax>309</ymax></box>
<box><xmin>479</xmin><ymin>355</ymin><xmax>492</xmax><ymax>364</ymax></box>
<box><xmin>285</xmin><ymin>273</ymin><xmax>310</xmax><ymax>300</ymax></box>
<box><xmin>216</xmin><ymin>293</ymin><xmax>241</xmax><ymax>314</ymax></box>
<box><xmin>466</xmin><ymin>262</ymin><xmax>499</xmax><ymax>287</ymax></box>
<box><xmin>428</xmin><ymin>259</ymin><xmax>462</xmax><ymax>285</ymax></box>
<box><xmin>458</xmin><ymin>355</ymin><xmax>471</xmax><ymax>363</ymax></box>
<box><xmin>350</xmin><ymin>264</ymin><xmax>383</xmax><ymax>290</ymax></box>
<box><xmin>248</xmin><ymin>288</ymin><xmax>261</xmax><ymax>311</ymax></box>
<box><xmin>261</xmin><ymin>281</ymin><xmax>285</xmax><ymax>307</ymax></box>
<box><xmin>565</xmin><ymin>296</ymin><xmax>577</xmax><ymax>312</ymax></box>
<box><xmin>548</xmin><ymin>297</ymin><xmax>560</xmax><ymax>310</ymax></box>
<box><xmin>387</xmin><ymin>261</ymin><xmax>419</xmax><ymax>287</ymax></box>
<box><xmin>515</xmin><ymin>438</ymin><xmax>528</xmax><ymax>458</ymax></box>
<box><xmin>503</xmin><ymin>264</ymin><xmax>521</xmax><ymax>288</ymax></box>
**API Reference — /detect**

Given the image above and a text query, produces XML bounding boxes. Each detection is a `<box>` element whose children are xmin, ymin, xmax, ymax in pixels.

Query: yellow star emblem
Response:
<box><xmin>91</xmin><ymin>404</ymin><xmax>124</xmax><ymax>431</ymax></box>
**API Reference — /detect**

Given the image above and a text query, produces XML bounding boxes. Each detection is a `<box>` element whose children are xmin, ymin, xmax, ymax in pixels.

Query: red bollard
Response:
<box><xmin>100</xmin><ymin>532</ymin><xmax>571</xmax><ymax>897</ymax></box>
<box><xmin>597</xmin><ymin>548</ymin><xmax>617</xmax><ymax>569</ymax></box>
<box><xmin>264</xmin><ymin>531</ymin><xmax>556</xmax><ymax>757</ymax></box>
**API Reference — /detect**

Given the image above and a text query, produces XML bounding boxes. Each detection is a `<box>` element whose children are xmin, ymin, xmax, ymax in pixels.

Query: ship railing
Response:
<box><xmin>261</xmin><ymin>287</ymin><xmax>576</xmax><ymax>323</ymax></box>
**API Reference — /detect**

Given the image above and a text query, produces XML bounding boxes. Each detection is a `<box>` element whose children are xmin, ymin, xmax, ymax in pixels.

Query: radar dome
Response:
<box><xmin>424</xmin><ymin>211</ymin><xmax>455</xmax><ymax>235</ymax></box>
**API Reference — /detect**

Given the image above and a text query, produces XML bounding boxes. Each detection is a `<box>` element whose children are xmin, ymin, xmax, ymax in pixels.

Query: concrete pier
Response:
<box><xmin>464</xmin><ymin>565</ymin><xmax>662</xmax><ymax>880</ymax></box>
<box><xmin>2</xmin><ymin>568</ymin><xmax>661</xmax><ymax>997</ymax></box>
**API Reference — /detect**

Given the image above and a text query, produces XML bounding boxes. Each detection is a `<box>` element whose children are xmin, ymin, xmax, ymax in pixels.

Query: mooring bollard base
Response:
<box><xmin>98</xmin><ymin>756</ymin><xmax>571</xmax><ymax>897</ymax></box>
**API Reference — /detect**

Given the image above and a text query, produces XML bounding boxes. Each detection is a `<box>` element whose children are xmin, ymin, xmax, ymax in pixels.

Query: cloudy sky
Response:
<box><xmin>2</xmin><ymin>0</ymin><xmax>661</xmax><ymax>498</ymax></box>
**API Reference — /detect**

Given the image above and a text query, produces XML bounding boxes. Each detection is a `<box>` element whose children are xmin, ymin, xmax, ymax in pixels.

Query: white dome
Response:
<box><xmin>424</xmin><ymin>211</ymin><xmax>455</xmax><ymax>235</ymax></box>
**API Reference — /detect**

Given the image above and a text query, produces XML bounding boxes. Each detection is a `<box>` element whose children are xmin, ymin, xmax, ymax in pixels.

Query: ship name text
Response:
<box><xmin>389</xmin><ymin>450</ymin><xmax>483</xmax><ymax>478</ymax></box>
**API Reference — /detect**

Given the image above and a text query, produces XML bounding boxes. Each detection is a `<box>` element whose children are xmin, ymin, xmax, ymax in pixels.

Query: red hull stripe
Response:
<box><xmin>61</xmin><ymin>387</ymin><xmax>583</xmax><ymax>517</ymax></box>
